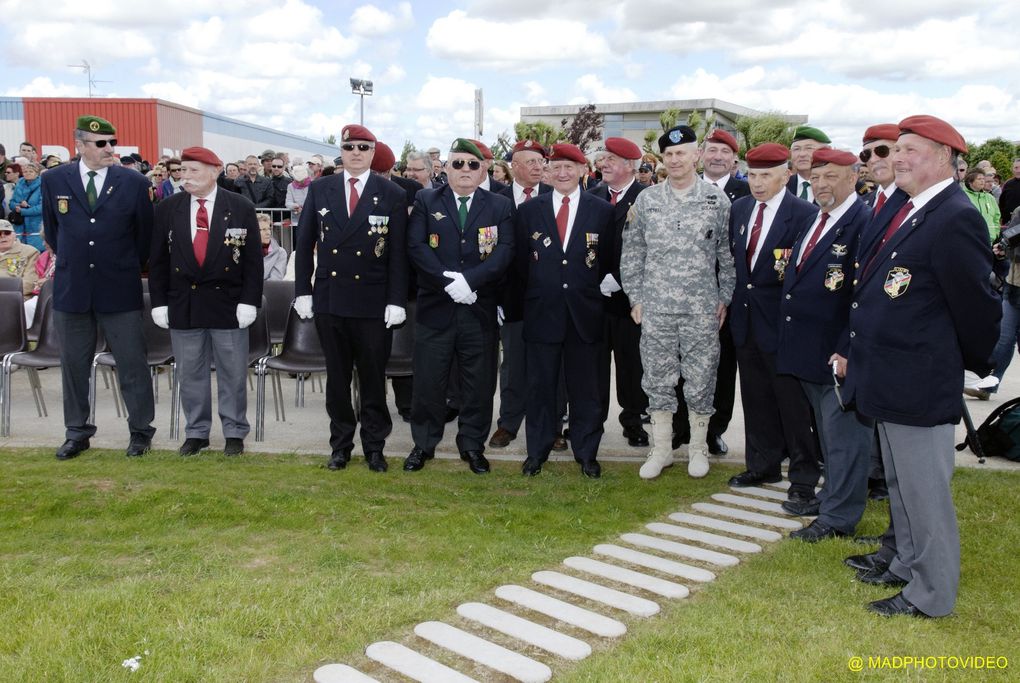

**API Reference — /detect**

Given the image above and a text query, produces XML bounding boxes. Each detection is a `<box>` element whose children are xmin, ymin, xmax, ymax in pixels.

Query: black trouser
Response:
<box><xmin>673</xmin><ymin>317</ymin><xmax>736</xmax><ymax>440</ymax></box>
<box><xmin>315</xmin><ymin>314</ymin><xmax>392</xmax><ymax>455</ymax></box>
<box><xmin>598</xmin><ymin>313</ymin><xmax>648</xmax><ymax>429</ymax></box>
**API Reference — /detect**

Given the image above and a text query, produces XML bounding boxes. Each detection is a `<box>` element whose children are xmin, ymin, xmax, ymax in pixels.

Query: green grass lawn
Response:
<box><xmin>1</xmin><ymin>448</ymin><xmax>1016</xmax><ymax>682</ymax></box>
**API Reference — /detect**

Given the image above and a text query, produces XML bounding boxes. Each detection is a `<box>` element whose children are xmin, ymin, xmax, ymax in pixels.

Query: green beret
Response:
<box><xmin>450</xmin><ymin>138</ymin><xmax>483</xmax><ymax>161</ymax></box>
<box><xmin>792</xmin><ymin>125</ymin><xmax>830</xmax><ymax>144</ymax></box>
<box><xmin>76</xmin><ymin>115</ymin><xmax>116</xmax><ymax>135</ymax></box>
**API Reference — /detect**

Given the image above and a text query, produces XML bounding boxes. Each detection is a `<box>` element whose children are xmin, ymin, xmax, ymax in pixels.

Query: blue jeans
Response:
<box><xmin>990</xmin><ymin>284</ymin><xmax>1020</xmax><ymax>390</ymax></box>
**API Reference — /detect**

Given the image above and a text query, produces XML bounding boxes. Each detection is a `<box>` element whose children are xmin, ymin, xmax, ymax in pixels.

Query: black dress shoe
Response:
<box><xmin>707</xmin><ymin>433</ymin><xmax>728</xmax><ymax>455</ymax></box>
<box><xmin>857</xmin><ymin>567</ymin><xmax>908</xmax><ymax>588</ymax></box>
<box><xmin>223</xmin><ymin>438</ymin><xmax>244</xmax><ymax>456</ymax></box>
<box><xmin>461</xmin><ymin>450</ymin><xmax>490</xmax><ymax>474</ymax></box>
<box><xmin>790</xmin><ymin>519</ymin><xmax>847</xmax><ymax>542</ymax></box>
<box><xmin>403</xmin><ymin>446</ymin><xmax>432</xmax><ymax>471</ymax></box>
<box><xmin>868</xmin><ymin>478</ymin><xmax>889</xmax><ymax>501</ymax></box>
<box><xmin>844</xmin><ymin>552</ymin><xmax>890</xmax><ymax>574</ymax></box>
<box><xmin>580</xmin><ymin>461</ymin><xmax>601</xmax><ymax>479</ymax></box>
<box><xmin>179</xmin><ymin>438</ymin><xmax>210</xmax><ymax>456</ymax></box>
<box><xmin>551</xmin><ymin>434</ymin><xmax>568</xmax><ymax>451</ymax></box>
<box><xmin>126</xmin><ymin>436</ymin><xmax>151</xmax><ymax>457</ymax></box>
<box><xmin>366</xmin><ymin>451</ymin><xmax>388</xmax><ymax>472</ymax></box>
<box><xmin>728</xmin><ymin>470</ymin><xmax>782</xmax><ymax>487</ymax></box>
<box><xmin>622</xmin><ymin>426</ymin><xmax>649</xmax><ymax>447</ymax></box>
<box><xmin>56</xmin><ymin>438</ymin><xmax>90</xmax><ymax>460</ymax></box>
<box><xmin>444</xmin><ymin>406</ymin><xmax>459</xmax><ymax>423</ymax></box>
<box><xmin>522</xmin><ymin>458</ymin><xmax>543</xmax><ymax>476</ymax></box>
<box><xmin>867</xmin><ymin>592</ymin><xmax>930</xmax><ymax>618</ymax></box>
<box><xmin>781</xmin><ymin>492</ymin><xmax>820</xmax><ymax>516</ymax></box>
<box><xmin>327</xmin><ymin>450</ymin><xmax>351</xmax><ymax>470</ymax></box>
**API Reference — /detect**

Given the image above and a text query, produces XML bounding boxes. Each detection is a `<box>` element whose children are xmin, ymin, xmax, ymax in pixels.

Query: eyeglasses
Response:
<box><xmin>84</xmin><ymin>138</ymin><xmax>117</xmax><ymax>148</ymax></box>
<box><xmin>450</xmin><ymin>159</ymin><xmax>481</xmax><ymax>170</ymax></box>
<box><xmin>271</xmin><ymin>165</ymin><xmax>284</xmax><ymax>169</ymax></box>
<box><xmin>169</xmin><ymin>167</ymin><xmax>182</xmax><ymax>172</ymax></box>
<box><xmin>307</xmin><ymin>161</ymin><xmax>322</xmax><ymax>166</ymax></box>
<box><xmin>859</xmin><ymin>145</ymin><xmax>891</xmax><ymax>163</ymax></box>
<box><xmin>341</xmin><ymin>143</ymin><xmax>374</xmax><ymax>152</ymax></box>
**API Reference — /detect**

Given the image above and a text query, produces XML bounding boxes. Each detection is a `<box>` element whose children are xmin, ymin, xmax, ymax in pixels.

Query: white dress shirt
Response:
<box><xmin>78</xmin><ymin>162</ymin><xmax>109</xmax><ymax>196</ymax></box>
<box><xmin>343</xmin><ymin>169</ymin><xmax>371</xmax><ymax>217</ymax></box>
<box><xmin>749</xmin><ymin>189</ymin><xmax>787</xmax><ymax>270</ymax></box>
<box><xmin>189</xmin><ymin>187</ymin><xmax>218</xmax><ymax>240</ymax></box>
<box><xmin>551</xmin><ymin>187</ymin><xmax>581</xmax><ymax>249</ymax></box>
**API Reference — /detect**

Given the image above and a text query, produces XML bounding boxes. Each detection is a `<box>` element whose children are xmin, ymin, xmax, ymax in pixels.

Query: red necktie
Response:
<box><xmin>194</xmin><ymin>198</ymin><xmax>209</xmax><ymax>267</ymax></box>
<box><xmin>348</xmin><ymin>177</ymin><xmax>359</xmax><ymax>215</ymax></box>
<box><xmin>556</xmin><ymin>196</ymin><xmax>570</xmax><ymax>246</ymax></box>
<box><xmin>873</xmin><ymin>191</ymin><xmax>887</xmax><ymax>215</ymax></box>
<box><xmin>797</xmin><ymin>212</ymin><xmax>830</xmax><ymax>271</ymax></box>
<box><xmin>864</xmin><ymin>200</ymin><xmax>914</xmax><ymax>276</ymax></box>
<box><xmin>523</xmin><ymin>186</ymin><xmax>534</xmax><ymax>202</ymax></box>
<box><xmin>746</xmin><ymin>202</ymin><xmax>766</xmax><ymax>269</ymax></box>
<box><xmin>609</xmin><ymin>189</ymin><xmax>620</xmax><ymax>206</ymax></box>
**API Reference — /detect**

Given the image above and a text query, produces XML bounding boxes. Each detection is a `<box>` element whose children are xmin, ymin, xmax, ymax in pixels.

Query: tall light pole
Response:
<box><xmin>350</xmin><ymin>78</ymin><xmax>373</xmax><ymax>126</ymax></box>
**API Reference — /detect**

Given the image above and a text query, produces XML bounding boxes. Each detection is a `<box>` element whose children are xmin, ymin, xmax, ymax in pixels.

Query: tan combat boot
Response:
<box><xmin>639</xmin><ymin>411</ymin><xmax>674</xmax><ymax>479</ymax></box>
<box><xmin>688</xmin><ymin>413</ymin><xmax>711</xmax><ymax>478</ymax></box>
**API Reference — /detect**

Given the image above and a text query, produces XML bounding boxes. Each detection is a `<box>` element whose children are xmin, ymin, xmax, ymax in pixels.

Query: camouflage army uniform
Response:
<box><xmin>620</xmin><ymin>178</ymin><xmax>734</xmax><ymax>414</ymax></box>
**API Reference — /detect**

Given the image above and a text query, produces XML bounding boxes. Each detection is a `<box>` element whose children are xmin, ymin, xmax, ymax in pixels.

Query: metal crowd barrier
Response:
<box><xmin>255</xmin><ymin>208</ymin><xmax>296</xmax><ymax>257</ymax></box>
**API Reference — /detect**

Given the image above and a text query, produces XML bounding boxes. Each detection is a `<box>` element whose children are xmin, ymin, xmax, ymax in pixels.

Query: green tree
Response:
<box><xmin>324</xmin><ymin>133</ymin><xmax>337</xmax><ymax>145</ymax></box>
<box><xmin>514</xmin><ymin>121</ymin><xmax>563</xmax><ymax>147</ymax></box>
<box><xmin>398</xmin><ymin>140</ymin><xmax>417</xmax><ymax>167</ymax></box>
<box><xmin>965</xmin><ymin>137</ymin><xmax>1018</xmax><ymax>180</ymax></box>
<box><xmin>642</xmin><ymin>130</ymin><xmax>659</xmax><ymax>155</ymax></box>
<box><xmin>490</xmin><ymin>131</ymin><xmax>514</xmax><ymax>161</ymax></box>
<box><xmin>733</xmin><ymin>112</ymin><xmax>796</xmax><ymax>155</ymax></box>
<box><xmin>560</xmin><ymin>104</ymin><xmax>604</xmax><ymax>153</ymax></box>
<box><xmin>659</xmin><ymin>108</ymin><xmax>682</xmax><ymax>132</ymax></box>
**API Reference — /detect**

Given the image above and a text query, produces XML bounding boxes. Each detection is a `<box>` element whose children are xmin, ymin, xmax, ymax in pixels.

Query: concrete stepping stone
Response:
<box><xmin>414</xmin><ymin>621</ymin><xmax>552</xmax><ymax>683</ymax></box>
<box><xmin>711</xmin><ymin>493</ymin><xmax>794</xmax><ymax>515</ymax></box>
<box><xmin>764</xmin><ymin>480</ymin><xmax>822</xmax><ymax>493</ymax></box>
<box><xmin>563</xmin><ymin>556</ymin><xmax>689</xmax><ymax>599</ymax></box>
<box><xmin>593</xmin><ymin>544</ymin><xmax>716</xmax><ymax>583</ymax></box>
<box><xmin>495</xmin><ymin>585</ymin><xmax>627</xmax><ymax>638</ymax></box>
<box><xmin>532</xmin><ymin>570</ymin><xmax>660</xmax><ymax>617</ymax></box>
<box><xmin>645</xmin><ymin>522</ymin><xmax>763</xmax><ymax>553</ymax></box>
<box><xmin>313</xmin><ymin>663</ymin><xmax>379</xmax><ymax>683</ymax></box>
<box><xmin>365</xmin><ymin>641</ymin><xmax>477</xmax><ymax>683</ymax></box>
<box><xmin>728</xmin><ymin>485</ymin><xmax>788</xmax><ymax>501</ymax></box>
<box><xmin>620</xmin><ymin>533</ymin><xmax>740</xmax><ymax>567</ymax></box>
<box><xmin>691</xmin><ymin>502</ymin><xmax>803</xmax><ymax>529</ymax></box>
<box><xmin>457</xmin><ymin>602</ymin><xmax>592</xmax><ymax>661</ymax></box>
<box><xmin>668</xmin><ymin>512</ymin><xmax>783</xmax><ymax>542</ymax></box>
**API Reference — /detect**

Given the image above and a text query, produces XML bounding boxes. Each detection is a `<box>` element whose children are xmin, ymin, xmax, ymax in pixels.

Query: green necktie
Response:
<box><xmin>86</xmin><ymin>171</ymin><xmax>98</xmax><ymax>209</ymax></box>
<box><xmin>799</xmin><ymin>180</ymin><xmax>810</xmax><ymax>200</ymax></box>
<box><xmin>457</xmin><ymin>196</ymin><xmax>469</xmax><ymax>232</ymax></box>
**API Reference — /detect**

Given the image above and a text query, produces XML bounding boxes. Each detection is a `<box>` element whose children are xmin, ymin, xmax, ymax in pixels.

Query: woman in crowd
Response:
<box><xmin>286</xmin><ymin>163</ymin><xmax>311</xmax><ymax>216</ymax></box>
<box><xmin>491</xmin><ymin>159</ymin><xmax>512</xmax><ymax>184</ymax></box>
<box><xmin>9</xmin><ymin>161</ymin><xmax>44</xmax><ymax>251</ymax></box>
<box><xmin>2</xmin><ymin>163</ymin><xmax>19</xmax><ymax>213</ymax></box>
<box><xmin>962</xmin><ymin>167</ymin><xmax>1001</xmax><ymax>242</ymax></box>
<box><xmin>259</xmin><ymin>213</ymin><xmax>287</xmax><ymax>281</ymax></box>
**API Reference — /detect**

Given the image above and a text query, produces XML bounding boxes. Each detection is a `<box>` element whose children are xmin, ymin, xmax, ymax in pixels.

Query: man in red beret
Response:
<box><xmin>588</xmin><ymin>136</ymin><xmax>650</xmax><ymax>449</ymax></box>
<box><xmin>727</xmin><ymin>142</ymin><xmax>821</xmax><ymax>501</ymax></box>
<box><xmin>776</xmin><ymin>148</ymin><xmax>874</xmax><ymax>538</ymax></box>
<box><xmin>859</xmin><ymin>124</ymin><xmax>901</xmax><ymax>214</ymax></box>
<box><xmin>841</xmin><ymin>115</ymin><xmax>1000</xmax><ymax>618</ymax></box>
<box><xmin>293</xmin><ymin>124</ymin><xmax>409</xmax><ymax>472</ymax></box>
<box><xmin>148</xmin><ymin>146</ymin><xmax>263</xmax><ymax>456</ymax></box>
<box><xmin>701</xmin><ymin>129</ymin><xmax>749</xmax><ymax>202</ymax></box>
<box><xmin>516</xmin><ymin>143</ymin><xmax>615</xmax><ymax>478</ymax></box>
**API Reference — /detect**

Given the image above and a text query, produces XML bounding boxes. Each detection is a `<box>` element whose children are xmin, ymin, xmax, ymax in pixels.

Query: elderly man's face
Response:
<box><xmin>340</xmin><ymin>140</ymin><xmax>375</xmax><ymax>176</ymax></box>
<box><xmin>405</xmin><ymin>159</ymin><xmax>431</xmax><ymax>186</ymax></box>
<box><xmin>75</xmin><ymin>133</ymin><xmax>118</xmax><ymax>170</ymax></box>
<box><xmin>701</xmin><ymin>142</ymin><xmax>736</xmax><ymax>181</ymax></box>
<box><xmin>511</xmin><ymin>150</ymin><xmax>544</xmax><ymax>187</ymax></box>
<box><xmin>810</xmin><ymin>163</ymin><xmax>857</xmax><ymax>211</ymax></box>
<box><xmin>600</xmin><ymin>153</ymin><xmax>633</xmax><ymax>189</ymax></box>
<box><xmin>862</xmin><ymin>139</ymin><xmax>897</xmax><ymax>188</ymax></box>
<box><xmin>662</xmin><ymin>143</ymin><xmax>699</xmax><ymax>186</ymax></box>
<box><xmin>549</xmin><ymin>159</ymin><xmax>584</xmax><ymax>196</ymax></box>
<box><xmin>180</xmin><ymin>160</ymin><xmax>219</xmax><ymax>197</ymax></box>
<box><xmin>894</xmin><ymin>134</ymin><xmax>952</xmax><ymax>197</ymax></box>
<box><xmin>748</xmin><ymin>165</ymin><xmax>790</xmax><ymax>202</ymax></box>
<box><xmin>0</xmin><ymin>229</ymin><xmax>15</xmax><ymax>251</ymax></box>
<box><xmin>245</xmin><ymin>157</ymin><xmax>261</xmax><ymax>177</ymax></box>
<box><xmin>446</xmin><ymin>152</ymin><xmax>483</xmax><ymax>195</ymax></box>
<box><xmin>790</xmin><ymin>140</ymin><xmax>823</xmax><ymax>176</ymax></box>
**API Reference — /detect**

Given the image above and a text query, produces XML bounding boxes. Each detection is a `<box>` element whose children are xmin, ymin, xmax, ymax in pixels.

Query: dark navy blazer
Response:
<box><xmin>844</xmin><ymin>182</ymin><xmax>1001</xmax><ymax>426</ymax></box>
<box><xmin>497</xmin><ymin>182</ymin><xmax>551</xmax><ymax>322</ymax></box>
<box><xmin>406</xmin><ymin>184</ymin><xmax>514</xmax><ymax>331</ymax></box>
<box><xmin>588</xmin><ymin>180</ymin><xmax>648</xmax><ymax>317</ymax></box>
<box><xmin>41</xmin><ymin>162</ymin><xmax>153</xmax><ymax>313</ymax></box>
<box><xmin>729</xmin><ymin>190</ymin><xmax>816</xmax><ymax>354</ymax></box>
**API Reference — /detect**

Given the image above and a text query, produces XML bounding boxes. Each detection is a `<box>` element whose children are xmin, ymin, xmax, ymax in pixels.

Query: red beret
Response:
<box><xmin>341</xmin><ymin>124</ymin><xmax>376</xmax><ymax>143</ymax></box>
<box><xmin>704</xmin><ymin>129</ymin><xmax>738</xmax><ymax>153</ymax></box>
<box><xmin>811</xmin><ymin>148</ymin><xmax>858</xmax><ymax>168</ymax></box>
<box><xmin>512</xmin><ymin>139</ymin><xmax>546</xmax><ymax>157</ymax></box>
<box><xmin>467</xmin><ymin>139</ymin><xmax>493</xmax><ymax>160</ymax></box>
<box><xmin>181</xmin><ymin>146</ymin><xmax>222</xmax><ymax>167</ymax></box>
<box><xmin>370</xmin><ymin>141</ymin><xmax>395</xmax><ymax>173</ymax></box>
<box><xmin>745</xmin><ymin>143</ymin><xmax>790</xmax><ymax>169</ymax></box>
<box><xmin>897</xmin><ymin>115</ymin><xmax>967</xmax><ymax>154</ymax></box>
<box><xmin>862</xmin><ymin>124</ymin><xmax>899</xmax><ymax>145</ymax></box>
<box><xmin>547</xmin><ymin>143</ymin><xmax>587</xmax><ymax>165</ymax></box>
<box><xmin>604</xmin><ymin>137</ymin><xmax>641</xmax><ymax>160</ymax></box>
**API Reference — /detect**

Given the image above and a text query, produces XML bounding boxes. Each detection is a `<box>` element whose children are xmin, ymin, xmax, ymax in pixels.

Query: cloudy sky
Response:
<box><xmin>2</xmin><ymin>0</ymin><xmax>1017</xmax><ymax>153</ymax></box>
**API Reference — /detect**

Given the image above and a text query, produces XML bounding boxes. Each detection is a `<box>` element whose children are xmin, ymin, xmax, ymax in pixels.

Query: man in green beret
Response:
<box><xmin>787</xmin><ymin>125</ymin><xmax>831</xmax><ymax>203</ymax></box>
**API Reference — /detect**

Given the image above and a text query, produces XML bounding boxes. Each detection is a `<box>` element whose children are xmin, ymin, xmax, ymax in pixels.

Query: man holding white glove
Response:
<box><xmin>403</xmin><ymin>138</ymin><xmax>514</xmax><ymax>473</ymax></box>
<box><xmin>293</xmin><ymin>124</ymin><xmax>408</xmax><ymax>472</ymax></box>
<box><xmin>149</xmin><ymin>146</ymin><xmax>264</xmax><ymax>456</ymax></box>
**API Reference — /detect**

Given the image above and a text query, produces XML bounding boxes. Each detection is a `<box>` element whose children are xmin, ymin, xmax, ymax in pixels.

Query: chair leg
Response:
<box><xmin>255</xmin><ymin>359</ymin><xmax>265</xmax><ymax>442</ymax></box>
<box><xmin>89</xmin><ymin>358</ymin><xmax>99</xmax><ymax>424</ymax></box>
<box><xmin>28</xmin><ymin>368</ymin><xmax>46</xmax><ymax>418</ymax></box>
<box><xmin>169</xmin><ymin>362</ymin><xmax>180</xmax><ymax>440</ymax></box>
<box><xmin>273</xmin><ymin>370</ymin><xmax>286</xmax><ymax>422</ymax></box>
<box><xmin>110</xmin><ymin>368</ymin><xmax>126</xmax><ymax>419</ymax></box>
<box><xmin>1</xmin><ymin>355</ymin><xmax>15</xmax><ymax>437</ymax></box>
<box><xmin>152</xmin><ymin>366</ymin><xmax>160</xmax><ymax>404</ymax></box>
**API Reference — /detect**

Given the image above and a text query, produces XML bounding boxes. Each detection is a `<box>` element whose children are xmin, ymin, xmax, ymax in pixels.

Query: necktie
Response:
<box><xmin>457</xmin><ymin>196</ymin><xmax>469</xmax><ymax>232</ymax></box>
<box><xmin>556</xmin><ymin>196</ymin><xmax>570</xmax><ymax>246</ymax></box>
<box><xmin>609</xmin><ymin>189</ymin><xmax>620</xmax><ymax>206</ymax></box>
<box><xmin>873</xmin><ymin>191</ymin><xmax>887</xmax><ymax>215</ymax></box>
<box><xmin>194</xmin><ymin>198</ymin><xmax>209</xmax><ymax>267</ymax></box>
<box><xmin>86</xmin><ymin>171</ymin><xmax>98</xmax><ymax>209</ymax></box>
<box><xmin>799</xmin><ymin>180</ymin><xmax>810</xmax><ymax>200</ymax></box>
<box><xmin>863</xmin><ymin>200</ymin><xmax>914</xmax><ymax>276</ymax></box>
<box><xmin>348</xmin><ymin>177</ymin><xmax>359</xmax><ymax>215</ymax></box>
<box><xmin>746</xmin><ymin>202</ymin><xmax>766</xmax><ymax>269</ymax></box>
<box><xmin>797</xmin><ymin>212</ymin><xmax>830</xmax><ymax>271</ymax></box>
<box><xmin>523</xmin><ymin>186</ymin><xmax>534</xmax><ymax>203</ymax></box>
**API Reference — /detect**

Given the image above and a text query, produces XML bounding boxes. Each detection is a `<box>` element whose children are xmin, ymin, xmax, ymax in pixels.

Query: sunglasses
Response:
<box><xmin>271</xmin><ymin>164</ymin><xmax>284</xmax><ymax>169</ymax></box>
<box><xmin>85</xmin><ymin>138</ymin><xmax>117</xmax><ymax>148</ymax></box>
<box><xmin>859</xmin><ymin>145</ymin><xmax>891</xmax><ymax>163</ymax></box>
<box><xmin>169</xmin><ymin>167</ymin><xmax>182</xmax><ymax>172</ymax></box>
<box><xmin>341</xmin><ymin>143</ymin><xmax>373</xmax><ymax>152</ymax></box>
<box><xmin>451</xmin><ymin>159</ymin><xmax>481</xmax><ymax>170</ymax></box>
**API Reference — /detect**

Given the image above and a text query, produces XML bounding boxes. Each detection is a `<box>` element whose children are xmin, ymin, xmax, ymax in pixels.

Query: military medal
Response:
<box><xmin>831</xmin><ymin>243</ymin><xmax>848</xmax><ymax>256</ymax></box>
<box><xmin>57</xmin><ymin>197</ymin><xmax>69</xmax><ymax>214</ymax></box>
<box><xmin>318</xmin><ymin>208</ymin><xmax>330</xmax><ymax>217</ymax></box>
<box><xmin>773</xmin><ymin>248</ymin><xmax>791</xmax><ymax>281</ymax></box>
<box><xmin>429</xmin><ymin>233</ymin><xmax>439</xmax><ymax>248</ymax></box>
<box><xmin>531</xmin><ymin>231</ymin><xmax>541</xmax><ymax>241</ymax></box>
<box><xmin>232</xmin><ymin>247</ymin><xmax>240</xmax><ymax>264</ymax></box>
<box><xmin>477</xmin><ymin>226</ymin><xmax>497</xmax><ymax>260</ymax></box>
<box><xmin>824</xmin><ymin>265</ymin><xmax>844</xmax><ymax>291</ymax></box>
<box><xmin>543</xmin><ymin>236</ymin><xmax>552</xmax><ymax>248</ymax></box>
<box><xmin>739</xmin><ymin>224</ymin><xmax>746</xmax><ymax>236</ymax></box>
<box><xmin>884</xmin><ymin>267</ymin><xmax>911</xmax><ymax>298</ymax></box>
<box><xmin>585</xmin><ymin>232</ymin><xmax>598</xmax><ymax>268</ymax></box>
<box><xmin>375</xmin><ymin>237</ymin><xmax>386</xmax><ymax>258</ymax></box>
<box><xmin>432</xmin><ymin>212</ymin><xmax>446</xmax><ymax>221</ymax></box>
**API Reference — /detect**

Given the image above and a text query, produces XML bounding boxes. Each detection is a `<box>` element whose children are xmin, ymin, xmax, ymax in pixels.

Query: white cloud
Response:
<box><xmin>349</xmin><ymin>2</ymin><xmax>413</xmax><ymax>37</ymax></box>
<box><xmin>569</xmin><ymin>74</ymin><xmax>636</xmax><ymax>105</ymax></box>
<box><xmin>415</xmin><ymin>76</ymin><xmax>478</xmax><ymax>110</ymax></box>
<box><xmin>4</xmin><ymin>76</ymin><xmax>85</xmax><ymax>98</ymax></box>
<box><xmin>523</xmin><ymin>81</ymin><xmax>546</xmax><ymax>101</ymax></box>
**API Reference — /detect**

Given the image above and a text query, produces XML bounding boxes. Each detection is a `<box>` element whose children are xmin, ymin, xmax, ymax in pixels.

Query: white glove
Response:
<box><xmin>497</xmin><ymin>305</ymin><xmax>505</xmax><ymax>326</ymax></box>
<box><xmin>151</xmin><ymin>305</ymin><xmax>169</xmax><ymax>329</ymax></box>
<box><xmin>600</xmin><ymin>273</ymin><xmax>622</xmax><ymax>297</ymax></box>
<box><xmin>294</xmin><ymin>295</ymin><xmax>314</xmax><ymax>320</ymax></box>
<box><xmin>236</xmin><ymin>303</ymin><xmax>257</xmax><ymax>329</ymax></box>
<box><xmin>384</xmin><ymin>305</ymin><xmax>406</xmax><ymax>328</ymax></box>
<box><xmin>463</xmin><ymin>290</ymin><xmax>477</xmax><ymax>305</ymax></box>
<box><xmin>442</xmin><ymin>271</ymin><xmax>475</xmax><ymax>304</ymax></box>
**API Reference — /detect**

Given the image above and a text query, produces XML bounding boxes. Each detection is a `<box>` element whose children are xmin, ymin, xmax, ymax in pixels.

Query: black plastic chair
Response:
<box><xmin>27</xmin><ymin>279</ymin><xmax>53</xmax><ymax>344</ymax></box>
<box><xmin>0</xmin><ymin>277</ymin><xmax>23</xmax><ymax>294</ymax></box>
<box><xmin>255</xmin><ymin>307</ymin><xmax>326</xmax><ymax>441</ymax></box>
<box><xmin>263</xmin><ymin>279</ymin><xmax>295</xmax><ymax>347</ymax></box>
<box><xmin>0</xmin><ymin>292</ymin><xmax>28</xmax><ymax>436</ymax></box>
